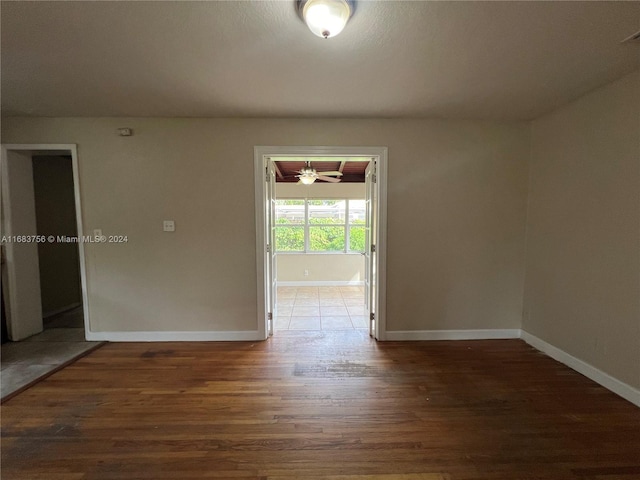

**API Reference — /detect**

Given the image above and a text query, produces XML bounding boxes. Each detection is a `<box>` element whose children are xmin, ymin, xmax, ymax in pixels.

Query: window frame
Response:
<box><xmin>275</xmin><ymin>198</ymin><xmax>364</xmax><ymax>254</ymax></box>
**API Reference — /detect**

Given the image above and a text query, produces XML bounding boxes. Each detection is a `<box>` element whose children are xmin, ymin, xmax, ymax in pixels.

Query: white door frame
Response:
<box><xmin>1</xmin><ymin>144</ymin><xmax>91</xmax><ymax>339</ymax></box>
<box><xmin>254</xmin><ymin>146</ymin><xmax>388</xmax><ymax>340</ymax></box>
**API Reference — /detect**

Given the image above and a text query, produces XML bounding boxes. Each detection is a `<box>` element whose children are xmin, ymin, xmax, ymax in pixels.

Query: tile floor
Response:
<box><xmin>1</xmin><ymin>307</ymin><xmax>101</xmax><ymax>400</ymax></box>
<box><xmin>275</xmin><ymin>285</ymin><xmax>370</xmax><ymax>331</ymax></box>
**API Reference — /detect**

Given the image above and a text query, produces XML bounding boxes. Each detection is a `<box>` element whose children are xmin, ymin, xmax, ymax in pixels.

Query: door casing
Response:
<box><xmin>254</xmin><ymin>146</ymin><xmax>388</xmax><ymax>340</ymax></box>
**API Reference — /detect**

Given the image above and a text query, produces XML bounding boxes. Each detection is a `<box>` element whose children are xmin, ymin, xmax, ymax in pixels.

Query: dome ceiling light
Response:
<box><xmin>298</xmin><ymin>0</ymin><xmax>354</xmax><ymax>39</ymax></box>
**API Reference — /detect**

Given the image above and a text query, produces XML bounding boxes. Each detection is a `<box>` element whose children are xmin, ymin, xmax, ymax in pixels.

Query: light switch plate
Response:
<box><xmin>163</xmin><ymin>220</ymin><xmax>175</xmax><ymax>232</ymax></box>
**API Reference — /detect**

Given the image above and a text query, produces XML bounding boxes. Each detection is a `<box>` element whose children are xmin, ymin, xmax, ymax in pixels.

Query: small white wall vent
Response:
<box><xmin>621</xmin><ymin>30</ymin><xmax>640</xmax><ymax>44</ymax></box>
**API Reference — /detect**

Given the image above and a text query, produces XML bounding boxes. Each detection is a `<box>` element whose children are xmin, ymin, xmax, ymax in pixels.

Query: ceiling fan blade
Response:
<box><xmin>317</xmin><ymin>175</ymin><xmax>341</xmax><ymax>183</ymax></box>
<box><xmin>316</xmin><ymin>171</ymin><xmax>343</xmax><ymax>176</ymax></box>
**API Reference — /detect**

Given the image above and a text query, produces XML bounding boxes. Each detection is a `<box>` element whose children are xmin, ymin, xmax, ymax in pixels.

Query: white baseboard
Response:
<box><xmin>43</xmin><ymin>302</ymin><xmax>82</xmax><ymax>318</ymax></box>
<box><xmin>521</xmin><ymin>330</ymin><xmax>640</xmax><ymax>408</ymax></box>
<box><xmin>85</xmin><ymin>330</ymin><xmax>264</xmax><ymax>342</ymax></box>
<box><xmin>384</xmin><ymin>329</ymin><xmax>521</xmax><ymax>341</ymax></box>
<box><xmin>277</xmin><ymin>280</ymin><xmax>364</xmax><ymax>287</ymax></box>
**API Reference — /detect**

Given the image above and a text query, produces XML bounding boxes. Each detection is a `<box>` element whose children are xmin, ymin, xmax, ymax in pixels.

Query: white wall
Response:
<box><xmin>1</xmin><ymin>118</ymin><xmax>530</xmax><ymax>334</ymax></box>
<box><xmin>277</xmin><ymin>254</ymin><xmax>364</xmax><ymax>284</ymax></box>
<box><xmin>276</xmin><ymin>182</ymin><xmax>365</xmax><ymax>199</ymax></box>
<box><xmin>524</xmin><ymin>70</ymin><xmax>640</xmax><ymax>390</ymax></box>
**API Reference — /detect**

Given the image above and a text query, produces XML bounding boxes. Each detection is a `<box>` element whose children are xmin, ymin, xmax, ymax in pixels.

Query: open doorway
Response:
<box><xmin>32</xmin><ymin>155</ymin><xmax>84</xmax><ymax>332</ymax></box>
<box><xmin>1</xmin><ymin>144</ymin><xmax>90</xmax><ymax>340</ymax></box>
<box><xmin>271</xmin><ymin>160</ymin><xmax>368</xmax><ymax>332</ymax></box>
<box><xmin>254</xmin><ymin>147</ymin><xmax>387</xmax><ymax>340</ymax></box>
<box><xmin>1</xmin><ymin>144</ymin><xmax>96</xmax><ymax>399</ymax></box>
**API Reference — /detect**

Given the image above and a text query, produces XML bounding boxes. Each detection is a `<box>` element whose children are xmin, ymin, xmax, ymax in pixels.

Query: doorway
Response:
<box><xmin>254</xmin><ymin>146</ymin><xmax>387</xmax><ymax>340</ymax></box>
<box><xmin>271</xmin><ymin>163</ymin><xmax>368</xmax><ymax>333</ymax></box>
<box><xmin>1</xmin><ymin>144</ymin><xmax>98</xmax><ymax>400</ymax></box>
<box><xmin>33</xmin><ymin>155</ymin><xmax>84</xmax><ymax>331</ymax></box>
<box><xmin>1</xmin><ymin>144</ymin><xmax>90</xmax><ymax>340</ymax></box>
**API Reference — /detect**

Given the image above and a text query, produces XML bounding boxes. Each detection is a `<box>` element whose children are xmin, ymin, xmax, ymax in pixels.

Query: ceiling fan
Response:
<box><xmin>296</xmin><ymin>161</ymin><xmax>343</xmax><ymax>184</ymax></box>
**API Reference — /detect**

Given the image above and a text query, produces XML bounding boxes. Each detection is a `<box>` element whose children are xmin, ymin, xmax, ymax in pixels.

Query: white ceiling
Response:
<box><xmin>1</xmin><ymin>1</ymin><xmax>638</xmax><ymax>120</ymax></box>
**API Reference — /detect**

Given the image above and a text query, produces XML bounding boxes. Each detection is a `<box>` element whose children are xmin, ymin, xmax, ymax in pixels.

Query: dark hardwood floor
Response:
<box><xmin>2</xmin><ymin>330</ymin><xmax>639</xmax><ymax>479</ymax></box>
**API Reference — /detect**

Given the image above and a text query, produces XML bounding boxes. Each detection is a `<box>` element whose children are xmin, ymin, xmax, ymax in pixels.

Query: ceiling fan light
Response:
<box><xmin>301</xmin><ymin>0</ymin><xmax>352</xmax><ymax>39</ymax></box>
<box><xmin>300</xmin><ymin>175</ymin><xmax>316</xmax><ymax>185</ymax></box>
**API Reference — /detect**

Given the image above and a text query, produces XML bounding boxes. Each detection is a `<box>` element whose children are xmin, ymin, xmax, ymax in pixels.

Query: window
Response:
<box><xmin>275</xmin><ymin>200</ymin><xmax>305</xmax><ymax>252</ymax></box>
<box><xmin>348</xmin><ymin>199</ymin><xmax>366</xmax><ymax>252</ymax></box>
<box><xmin>275</xmin><ymin>199</ymin><xmax>365</xmax><ymax>253</ymax></box>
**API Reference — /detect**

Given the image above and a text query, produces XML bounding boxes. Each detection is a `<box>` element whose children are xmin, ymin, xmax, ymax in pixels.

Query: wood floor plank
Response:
<box><xmin>2</xmin><ymin>331</ymin><xmax>639</xmax><ymax>479</ymax></box>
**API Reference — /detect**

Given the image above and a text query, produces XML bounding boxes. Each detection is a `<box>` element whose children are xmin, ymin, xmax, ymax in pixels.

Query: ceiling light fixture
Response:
<box><xmin>298</xmin><ymin>165</ymin><xmax>318</xmax><ymax>184</ymax></box>
<box><xmin>294</xmin><ymin>161</ymin><xmax>343</xmax><ymax>184</ymax></box>
<box><xmin>299</xmin><ymin>174</ymin><xmax>317</xmax><ymax>185</ymax></box>
<box><xmin>298</xmin><ymin>0</ymin><xmax>354</xmax><ymax>39</ymax></box>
